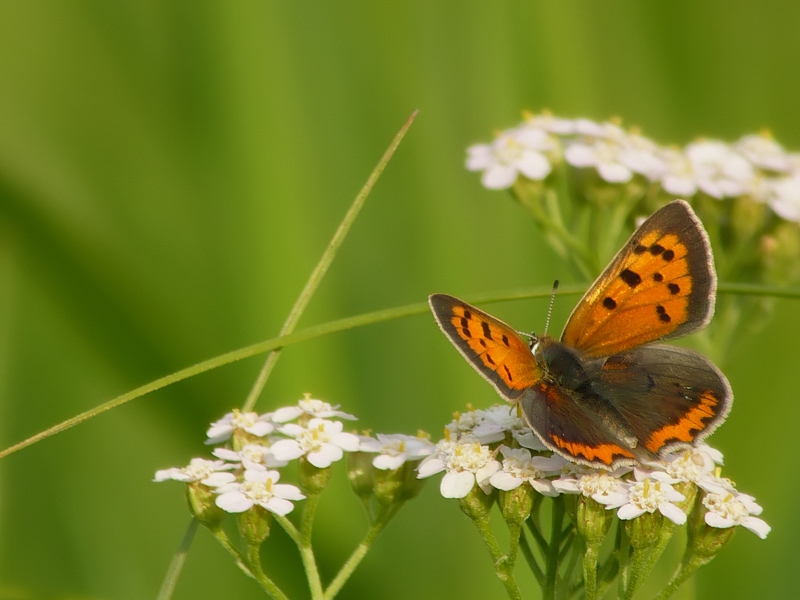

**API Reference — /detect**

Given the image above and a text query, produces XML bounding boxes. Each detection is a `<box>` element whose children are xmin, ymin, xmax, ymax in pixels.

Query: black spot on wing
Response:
<box><xmin>668</xmin><ymin>283</ymin><xmax>680</xmax><ymax>295</ymax></box>
<box><xmin>502</xmin><ymin>334</ymin><xmax>510</xmax><ymax>346</ymax></box>
<box><xmin>662</xmin><ymin>249</ymin><xmax>675</xmax><ymax>261</ymax></box>
<box><xmin>503</xmin><ymin>365</ymin><xmax>513</xmax><ymax>382</ymax></box>
<box><xmin>620</xmin><ymin>269</ymin><xmax>642</xmax><ymax>287</ymax></box>
<box><xmin>481</xmin><ymin>321</ymin><xmax>493</xmax><ymax>340</ymax></box>
<box><xmin>653</xmin><ymin>272</ymin><xmax>663</xmax><ymax>282</ymax></box>
<box><xmin>656</xmin><ymin>305</ymin><xmax>671</xmax><ymax>323</ymax></box>
<box><xmin>649</xmin><ymin>244</ymin><xmax>665</xmax><ymax>255</ymax></box>
<box><xmin>633</xmin><ymin>244</ymin><xmax>647</xmax><ymax>254</ymax></box>
<box><xmin>603</xmin><ymin>297</ymin><xmax>617</xmax><ymax>310</ymax></box>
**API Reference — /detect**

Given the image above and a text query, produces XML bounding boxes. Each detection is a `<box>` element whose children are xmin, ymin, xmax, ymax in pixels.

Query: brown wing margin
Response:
<box><xmin>429</xmin><ymin>294</ymin><xmax>542</xmax><ymax>401</ymax></box>
<box><xmin>561</xmin><ymin>200</ymin><xmax>717</xmax><ymax>358</ymax></box>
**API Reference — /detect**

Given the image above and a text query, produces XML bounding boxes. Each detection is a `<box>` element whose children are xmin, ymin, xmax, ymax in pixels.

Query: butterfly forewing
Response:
<box><xmin>562</xmin><ymin>200</ymin><xmax>716</xmax><ymax>358</ymax></box>
<box><xmin>429</xmin><ymin>294</ymin><xmax>542</xmax><ymax>401</ymax></box>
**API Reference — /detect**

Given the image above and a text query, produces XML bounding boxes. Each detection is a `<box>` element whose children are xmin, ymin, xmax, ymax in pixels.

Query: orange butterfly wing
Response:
<box><xmin>562</xmin><ymin>200</ymin><xmax>716</xmax><ymax>358</ymax></box>
<box><xmin>429</xmin><ymin>294</ymin><xmax>542</xmax><ymax>400</ymax></box>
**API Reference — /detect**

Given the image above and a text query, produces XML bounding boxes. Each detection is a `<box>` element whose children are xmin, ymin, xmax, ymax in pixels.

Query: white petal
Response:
<box><xmin>373</xmin><ymin>454</ymin><xmax>405</xmax><ymax>470</ymax></box>
<box><xmin>476</xmin><ymin>460</ymin><xmax>502</xmax><ymax>483</ymax></box>
<box><xmin>153</xmin><ymin>468</ymin><xmax>187</xmax><ymax>482</ymax></box>
<box><xmin>332</xmin><ymin>432</ymin><xmax>361</xmax><ymax>451</ymax></box>
<box><xmin>246</xmin><ymin>422</ymin><xmax>275</xmax><ymax>437</ymax></box>
<box><xmin>441</xmin><ymin>471</ymin><xmax>476</xmax><ymax>498</ymax></box>
<box><xmin>530</xmin><ymin>479</ymin><xmax>559</xmax><ymax>497</ymax></box>
<box><xmin>417</xmin><ymin>457</ymin><xmax>445</xmax><ymax>478</ymax></box>
<box><xmin>515</xmin><ymin>152</ymin><xmax>552</xmax><ymax>180</ymax></box>
<box><xmin>308</xmin><ymin>445</ymin><xmax>343</xmax><ymax>468</ymax></box>
<box><xmin>278</xmin><ymin>423</ymin><xmax>305</xmax><ymax>437</ymax></box>
<box><xmin>482</xmin><ymin>165</ymin><xmax>518</xmax><ymax>189</ymax></box>
<box><xmin>263</xmin><ymin>497</ymin><xmax>295</xmax><ymax>516</ymax></box>
<box><xmin>704</xmin><ymin>512</ymin><xmax>735</xmax><ymax>529</ymax></box>
<box><xmin>212</xmin><ymin>448</ymin><xmax>241</xmax><ymax>461</ymax></box>
<box><xmin>617</xmin><ymin>504</ymin><xmax>646</xmax><ymax>520</ymax></box>
<box><xmin>270</xmin><ymin>439</ymin><xmax>304</xmax><ymax>461</ymax></box>
<box><xmin>662</xmin><ymin>176</ymin><xmax>697</xmax><ymax>197</ymax></box>
<box><xmin>466</xmin><ymin>145</ymin><xmax>493</xmax><ymax>171</ymax></box>
<box><xmin>598</xmin><ymin>162</ymin><xmax>633</xmax><ymax>183</ymax></box>
<box><xmin>202</xmin><ymin>472</ymin><xmax>237</xmax><ymax>487</ymax></box>
<box><xmin>489</xmin><ymin>471</ymin><xmax>523</xmax><ymax>491</ymax></box>
<box><xmin>564</xmin><ymin>144</ymin><xmax>597</xmax><ymax>167</ymax></box>
<box><xmin>273</xmin><ymin>484</ymin><xmax>306</xmax><ymax>501</ymax></box>
<box><xmin>551</xmin><ymin>478</ymin><xmax>580</xmax><ymax>493</ymax></box>
<box><xmin>515</xmin><ymin>431</ymin><xmax>547</xmax><ymax>450</ymax></box>
<box><xmin>216</xmin><ymin>491</ymin><xmax>253</xmax><ymax>513</ymax></box>
<box><xmin>742</xmin><ymin>516</ymin><xmax>771</xmax><ymax>539</ymax></box>
<box><xmin>271</xmin><ymin>406</ymin><xmax>304</xmax><ymax>422</ymax></box>
<box><xmin>659</xmin><ymin>503</ymin><xmax>687</xmax><ymax>525</ymax></box>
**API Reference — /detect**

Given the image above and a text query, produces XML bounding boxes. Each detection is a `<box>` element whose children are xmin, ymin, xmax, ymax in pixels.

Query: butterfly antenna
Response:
<box><xmin>543</xmin><ymin>280</ymin><xmax>559</xmax><ymax>336</ymax></box>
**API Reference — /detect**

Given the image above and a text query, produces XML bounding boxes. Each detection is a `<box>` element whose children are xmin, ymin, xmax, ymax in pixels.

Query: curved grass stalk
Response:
<box><xmin>1</xmin><ymin>282</ymin><xmax>797</xmax><ymax>461</ymax></box>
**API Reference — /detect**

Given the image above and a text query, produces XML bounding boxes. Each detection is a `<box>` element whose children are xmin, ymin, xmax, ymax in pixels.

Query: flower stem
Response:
<box><xmin>519</xmin><ymin>530</ymin><xmax>545</xmax><ymax>586</ymax></box>
<box><xmin>210</xmin><ymin>527</ymin><xmax>289</xmax><ymax>600</ymax></box>
<box><xmin>652</xmin><ymin>551</ymin><xmax>713</xmax><ymax>600</ymax></box>
<box><xmin>299</xmin><ymin>493</ymin><xmax>324</xmax><ymax>600</ymax></box>
<box><xmin>323</xmin><ymin>505</ymin><xmax>398</xmax><ymax>599</ymax></box>
<box><xmin>242</xmin><ymin>110</ymin><xmax>418</xmax><ymax>412</ymax></box>
<box><xmin>544</xmin><ymin>499</ymin><xmax>566</xmax><ymax>600</ymax></box>
<box><xmin>582</xmin><ymin>541</ymin><xmax>600</xmax><ymax>600</ymax></box>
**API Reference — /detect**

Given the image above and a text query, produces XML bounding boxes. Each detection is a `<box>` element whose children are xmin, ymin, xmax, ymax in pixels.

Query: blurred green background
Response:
<box><xmin>1</xmin><ymin>1</ymin><xmax>798</xmax><ymax>598</ymax></box>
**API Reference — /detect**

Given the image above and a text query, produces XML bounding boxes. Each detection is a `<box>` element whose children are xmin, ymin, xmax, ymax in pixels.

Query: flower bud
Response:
<box><xmin>299</xmin><ymin>457</ymin><xmax>332</xmax><ymax>495</ymax></box>
<box><xmin>238</xmin><ymin>505</ymin><xmax>272</xmax><ymax>547</ymax></box>
<box><xmin>576</xmin><ymin>496</ymin><xmax>613</xmax><ymax>544</ymax></box>
<box><xmin>687</xmin><ymin>491</ymin><xmax>737</xmax><ymax>560</ymax></box>
<box><xmin>626</xmin><ymin>510</ymin><xmax>662</xmax><ymax>550</ymax></box>
<box><xmin>186</xmin><ymin>482</ymin><xmax>225</xmax><ymax>528</ymax></box>
<box><xmin>498</xmin><ymin>485</ymin><xmax>535</xmax><ymax>528</ymax></box>
<box><xmin>459</xmin><ymin>485</ymin><xmax>495</xmax><ymax>524</ymax></box>
<box><xmin>347</xmin><ymin>451</ymin><xmax>376</xmax><ymax>501</ymax></box>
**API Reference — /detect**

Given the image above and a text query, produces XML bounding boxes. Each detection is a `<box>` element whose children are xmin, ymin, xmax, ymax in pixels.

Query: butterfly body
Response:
<box><xmin>430</xmin><ymin>200</ymin><xmax>732</xmax><ymax>469</ymax></box>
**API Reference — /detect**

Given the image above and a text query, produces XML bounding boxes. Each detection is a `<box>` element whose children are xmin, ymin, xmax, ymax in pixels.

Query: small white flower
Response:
<box><xmin>489</xmin><ymin>446</ymin><xmax>566</xmax><ymax>496</ymax></box>
<box><xmin>573</xmin><ymin>119</ymin><xmax>626</xmax><ymax>140</ymax></box>
<box><xmin>524</xmin><ymin>112</ymin><xmax>575</xmax><ymax>135</ymax></box>
<box><xmin>607</xmin><ymin>471</ymin><xmax>687</xmax><ymax>525</ymax></box>
<box><xmin>659</xmin><ymin>147</ymin><xmax>699</xmax><ymax>196</ymax></box>
<box><xmin>205</xmin><ymin>409</ymin><xmax>275</xmax><ymax>445</ymax></box>
<box><xmin>466</xmin><ymin>126</ymin><xmax>554</xmax><ymax>189</ymax></box>
<box><xmin>565</xmin><ymin>138</ymin><xmax>634</xmax><ymax>183</ymax></box>
<box><xmin>552</xmin><ymin>467</ymin><xmax>629</xmax><ymax>506</ymax></box>
<box><xmin>271</xmin><ymin>396</ymin><xmax>357</xmax><ymax>423</ymax></box>
<box><xmin>767</xmin><ymin>173</ymin><xmax>800</xmax><ymax>222</ymax></box>
<box><xmin>215</xmin><ymin>469</ymin><xmax>305</xmax><ymax>516</ymax></box>
<box><xmin>735</xmin><ymin>134</ymin><xmax>791</xmax><ymax>173</ymax></box>
<box><xmin>703</xmin><ymin>491</ymin><xmax>770</xmax><ymax>539</ymax></box>
<box><xmin>417</xmin><ymin>435</ymin><xmax>501</xmax><ymax>499</ymax></box>
<box><xmin>271</xmin><ymin>418</ymin><xmax>360</xmax><ymax>468</ymax></box>
<box><xmin>685</xmin><ymin>140</ymin><xmax>755</xmax><ymax>198</ymax></box>
<box><xmin>153</xmin><ymin>458</ymin><xmax>235</xmax><ymax>487</ymax></box>
<box><xmin>213</xmin><ymin>442</ymin><xmax>289</xmax><ymax>470</ymax></box>
<box><xmin>661</xmin><ymin>443</ymin><xmax>722</xmax><ymax>483</ymax></box>
<box><xmin>358</xmin><ymin>433</ymin><xmax>435</xmax><ymax>470</ymax></box>
<box><xmin>471</xmin><ymin>405</ymin><xmax>547</xmax><ymax>450</ymax></box>
<box><xmin>445</xmin><ymin>408</ymin><xmax>486</xmax><ymax>436</ymax></box>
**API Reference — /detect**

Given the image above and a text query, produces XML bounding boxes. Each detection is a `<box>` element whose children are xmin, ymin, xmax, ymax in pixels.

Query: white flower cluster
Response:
<box><xmin>417</xmin><ymin>404</ymin><xmax>769</xmax><ymax>539</ymax></box>
<box><xmin>155</xmin><ymin>396</ymin><xmax>435</xmax><ymax>515</ymax></box>
<box><xmin>467</xmin><ymin>113</ymin><xmax>800</xmax><ymax>223</ymax></box>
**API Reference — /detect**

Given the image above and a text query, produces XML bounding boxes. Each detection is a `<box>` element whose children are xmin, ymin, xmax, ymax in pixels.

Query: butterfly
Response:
<box><xmin>430</xmin><ymin>200</ymin><xmax>732</xmax><ymax>469</ymax></box>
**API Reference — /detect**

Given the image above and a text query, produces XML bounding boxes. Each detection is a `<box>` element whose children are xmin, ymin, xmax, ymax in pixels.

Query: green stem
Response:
<box><xmin>527</xmin><ymin>518</ymin><xmax>550</xmax><ymax>555</ymax></box>
<box><xmin>652</xmin><ymin>552</ymin><xmax>714</xmax><ymax>600</ymax></box>
<box><xmin>582</xmin><ymin>541</ymin><xmax>600</xmax><ymax>600</ymax></box>
<box><xmin>519</xmin><ymin>530</ymin><xmax>545</xmax><ymax>586</ymax></box>
<box><xmin>210</xmin><ymin>527</ymin><xmax>289</xmax><ymax>600</ymax></box>
<box><xmin>618</xmin><ymin>522</ymin><xmax>631</xmax><ymax>598</ymax></box>
<box><xmin>557</xmin><ymin>533</ymin><xmax>580</xmax><ymax>599</ymax></box>
<box><xmin>323</xmin><ymin>505</ymin><xmax>397</xmax><ymax>599</ymax></box>
<box><xmin>156</xmin><ymin>518</ymin><xmax>199</xmax><ymax>600</ymax></box>
<box><xmin>299</xmin><ymin>493</ymin><xmax>324</xmax><ymax>600</ymax></box>
<box><xmin>242</xmin><ymin>110</ymin><xmax>418</xmax><ymax>412</ymax></box>
<box><xmin>544</xmin><ymin>499</ymin><xmax>565</xmax><ymax>600</ymax></box>
<box><xmin>624</xmin><ymin>545</ymin><xmax>651</xmax><ymax>600</ymax></box>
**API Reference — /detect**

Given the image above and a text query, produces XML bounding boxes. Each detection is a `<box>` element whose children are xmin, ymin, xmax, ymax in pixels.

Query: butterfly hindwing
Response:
<box><xmin>595</xmin><ymin>344</ymin><xmax>732</xmax><ymax>456</ymax></box>
<box><xmin>429</xmin><ymin>294</ymin><xmax>542</xmax><ymax>401</ymax></box>
<box><xmin>562</xmin><ymin>200</ymin><xmax>716</xmax><ymax>358</ymax></box>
